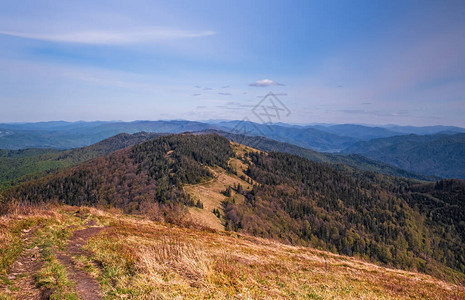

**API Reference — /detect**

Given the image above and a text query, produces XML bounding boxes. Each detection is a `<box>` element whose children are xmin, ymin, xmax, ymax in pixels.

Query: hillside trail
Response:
<box><xmin>1</xmin><ymin>219</ymin><xmax>107</xmax><ymax>299</ymax></box>
<box><xmin>1</xmin><ymin>227</ymin><xmax>45</xmax><ymax>299</ymax></box>
<box><xmin>183</xmin><ymin>167</ymin><xmax>225</xmax><ymax>188</ymax></box>
<box><xmin>56</xmin><ymin>219</ymin><xmax>107</xmax><ymax>300</ymax></box>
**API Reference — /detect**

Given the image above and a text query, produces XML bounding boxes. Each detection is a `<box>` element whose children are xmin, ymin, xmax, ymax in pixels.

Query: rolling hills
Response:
<box><xmin>4</xmin><ymin>120</ymin><xmax>463</xmax><ymax>153</ymax></box>
<box><xmin>1</xmin><ymin>120</ymin><xmax>358</xmax><ymax>152</ymax></box>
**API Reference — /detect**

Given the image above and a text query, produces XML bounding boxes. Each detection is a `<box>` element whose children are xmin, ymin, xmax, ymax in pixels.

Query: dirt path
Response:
<box><xmin>1</xmin><ymin>220</ymin><xmax>107</xmax><ymax>300</ymax></box>
<box><xmin>56</xmin><ymin>225</ymin><xmax>106</xmax><ymax>300</ymax></box>
<box><xmin>0</xmin><ymin>227</ymin><xmax>46</xmax><ymax>299</ymax></box>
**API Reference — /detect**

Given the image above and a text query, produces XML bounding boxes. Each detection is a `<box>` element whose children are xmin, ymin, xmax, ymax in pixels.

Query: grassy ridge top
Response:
<box><xmin>0</xmin><ymin>205</ymin><xmax>464</xmax><ymax>299</ymax></box>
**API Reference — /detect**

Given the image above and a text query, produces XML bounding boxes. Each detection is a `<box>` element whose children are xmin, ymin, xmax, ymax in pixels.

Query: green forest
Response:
<box><xmin>2</xmin><ymin>134</ymin><xmax>232</xmax><ymax>220</ymax></box>
<box><xmin>223</xmin><ymin>151</ymin><xmax>465</xmax><ymax>281</ymax></box>
<box><xmin>0</xmin><ymin>132</ymin><xmax>160</xmax><ymax>190</ymax></box>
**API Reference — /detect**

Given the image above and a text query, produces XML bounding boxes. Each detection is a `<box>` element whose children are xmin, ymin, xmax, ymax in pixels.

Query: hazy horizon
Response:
<box><xmin>1</xmin><ymin>1</ymin><xmax>465</xmax><ymax>126</ymax></box>
<box><xmin>1</xmin><ymin>119</ymin><xmax>465</xmax><ymax>130</ymax></box>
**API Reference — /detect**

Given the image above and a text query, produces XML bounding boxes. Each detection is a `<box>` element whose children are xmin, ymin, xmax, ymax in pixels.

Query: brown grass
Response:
<box><xmin>1</xmin><ymin>204</ymin><xmax>464</xmax><ymax>299</ymax></box>
<box><xmin>184</xmin><ymin>166</ymin><xmax>252</xmax><ymax>231</ymax></box>
<box><xmin>183</xmin><ymin>143</ymin><xmax>257</xmax><ymax>231</ymax></box>
<box><xmin>77</xmin><ymin>207</ymin><xmax>465</xmax><ymax>299</ymax></box>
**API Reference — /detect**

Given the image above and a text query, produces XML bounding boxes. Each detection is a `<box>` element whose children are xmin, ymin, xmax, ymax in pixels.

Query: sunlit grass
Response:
<box><xmin>1</xmin><ymin>205</ymin><xmax>464</xmax><ymax>299</ymax></box>
<box><xmin>82</xmin><ymin>209</ymin><xmax>465</xmax><ymax>299</ymax></box>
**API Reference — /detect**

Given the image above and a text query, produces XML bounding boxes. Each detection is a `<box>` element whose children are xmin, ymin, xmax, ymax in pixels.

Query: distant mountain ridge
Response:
<box><xmin>2</xmin><ymin>120</ymin><xmax>464</xmax><ymax>151</ymax></box>
<box><xmin>382</xmin><ymin>124</ymin><xmax>465</xmax><ymax>135</ymax></box>
<box><xmin>311</xmin><ymin>124</ymin><xmax>403</xmax><ymax>140</ymax></box>
<box><xmin>1</xmin><ymin>120</ymin><xmax>464</xmax><ymax>179</ymax></box>
<box><xmin>343</xmin><ymin>133</ymin><xmax>465</xmax><ymax>179</ymax></box>
<box><xmin>0</xmin><ymin>120</ymin><xmax>213</xmax><ymax>149</ymax></box>
<box><xmin>216</xmin><ymin>121</ymin><xmax>357</xmax><ymax>152</ymax></box>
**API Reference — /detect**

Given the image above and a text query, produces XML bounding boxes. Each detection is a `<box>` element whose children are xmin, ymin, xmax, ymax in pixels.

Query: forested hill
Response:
<box><xmin>222</xmin><ymin>151</ymin><xmax>465</xmax><ymax>282</ymax></box>
<box><xmin>0</xmin><ymin>132</ymin><xmax>162</xmax><ymax>190</ymax></box>
<box><xmin>1</xmin><ymin>133</ymin><xmax>464</xmax><ymax>283</ymax></box>
<box><xmin>2</xmin><ymin>134</ymin><xmax>233</xmax><ymax>216</ymax></box>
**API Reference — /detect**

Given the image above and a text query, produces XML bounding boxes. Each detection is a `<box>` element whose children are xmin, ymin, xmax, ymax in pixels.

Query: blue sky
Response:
<box><xmin>0</xmin><ymin>0</ymin><xmax>464</xmax><ymax>126</ymax></box>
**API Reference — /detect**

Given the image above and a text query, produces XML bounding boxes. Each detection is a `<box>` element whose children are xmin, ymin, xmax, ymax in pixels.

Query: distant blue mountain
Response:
<box><xmin>1</xmin><ymin>120</ymin><xmax>464</xmax><ymax>179</ymax></box>
<box><xmin>343</xmin><ymin>133</ymin><xmax>465</xmax><ymax>179</ymax></box>
<box><xmin>309</xmin><ymin>124</ymin><xmax>403</xmax><ymax>140</ymax></box>
<box><xmin>381</xmin><ymin>125</ymin><xmax>465</xmax><ymax>135</ymax></box>
<box><xmin>0</xmin><ymin>120</ymin><xmax>214</xmax><ymax>149</ymax></box>
<box><xmin>216</xmin><ymin>121</ymin><xmax>356</xmax><ymax>152</ymax></box>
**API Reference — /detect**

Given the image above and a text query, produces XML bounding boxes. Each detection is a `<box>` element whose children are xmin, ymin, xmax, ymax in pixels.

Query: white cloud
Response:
<box><xmin>249</xmin><ymin>79</ymin><xmax>284</xmax><ymax>87</ymax></box>
<box><xmin>0</xmin><ymin>28</ymin><xmax>215</xmax><ymax>45</ymax></box>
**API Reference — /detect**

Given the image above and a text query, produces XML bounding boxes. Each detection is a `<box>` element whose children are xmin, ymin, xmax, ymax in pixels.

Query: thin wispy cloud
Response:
<box><xmin>217</xmin><ymin>101</ymin><xmax>254</xmax><ymax>110</ymax></box>
<box><xmin>256</xmin><ymin>92</ymin><xmax>287</xmax><ymax>98</ymax></box>
<box><xmin>0</xmin><ymin>28</ymin><xmax>215</xmax><ymax>45</ymax></box>
<box><xmin>249</xmin><ymin>79</ymin><xmax>284</xmax><ymax>87</ymax></box>
<box><xmin>338</xmin><ymin>109</ymin><xmax>410</xmax><ymax>117</ymax></box>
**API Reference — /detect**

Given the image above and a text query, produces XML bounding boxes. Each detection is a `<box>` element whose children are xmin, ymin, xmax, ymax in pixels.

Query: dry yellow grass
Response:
<box><xmin>86</xmin><ymin>208</ymin><xmax>465</xmax><ymax>299</ymax></box>
<box><xmin>184</xmin><ymin>144</ymin><xmax>254</xmax><ymax>230</ymax></box>
<box><xmin>185</xmin><ymin>168</ymin><xmax>250</xmax><ymax>231</ymax></box>
<box><xmin>0</xmin><ymin>205</ymin><xmax>464</xmax><ymax>299</ymax></box>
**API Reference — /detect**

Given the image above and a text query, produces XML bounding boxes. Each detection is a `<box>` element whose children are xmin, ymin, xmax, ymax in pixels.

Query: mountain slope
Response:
<box><xmin>1</xmin><ymin>206</ymin><xmax>463</xmax><ymax>299</ymax></box>
<box><xmin>2</xmin><ymin>134</ymin><xmax>233</xmax><ymax>217</ymax></box>
<box><xmin>222</xmin><ymin>150</ymin><xmax>465</xmax><ymax>281</ymax></box>
<box><xmin>2</xmin><ymin>133</ymin><xmax>465</xmax><ymax>283</ymax></box>
<box><xmin>343</xmin><ymin>133</ymin><xmax>465</xmax><ymax>179</ymax></box>
<box><xmin>0</xmin><ymin>132</ymin><xmax>161</xmax><ymax>190</ymax></box>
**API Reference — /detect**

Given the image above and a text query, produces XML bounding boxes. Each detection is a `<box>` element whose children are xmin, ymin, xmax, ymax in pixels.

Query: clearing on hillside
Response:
<box><xmin>184</xmin><ymin>142</ymin><xmax>256</xmax><ymax>230</ymax></box>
